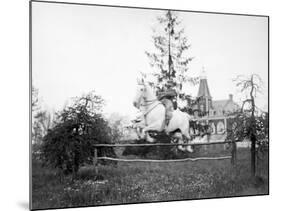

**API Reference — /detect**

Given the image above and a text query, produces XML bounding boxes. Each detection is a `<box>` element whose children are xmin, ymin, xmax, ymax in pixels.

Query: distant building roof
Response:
<box><xmin>197</xmin><ymin>78</ymin><xmax>212</xmax><ymax>98</ymax></box>
<box><xmin>212</xmin><ymin>95</ymin><xmax>240</xmax><ymax>113</ymax></box>
<box><xmin>192</xmin><ymin>69</ymin><xmax>240</xmax><ymax>116</ymax></box>
<box><xmin>212</xmin><ymin>100</ymin><xmax>229</xmax><ymax>109</ymax></box>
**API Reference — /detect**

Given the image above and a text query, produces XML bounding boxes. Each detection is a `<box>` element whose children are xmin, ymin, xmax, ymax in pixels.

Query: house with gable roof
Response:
<box><xmin>190</xmin><ymin>70</ymin><xmax>240</xmax><ymax>139</ymax></box>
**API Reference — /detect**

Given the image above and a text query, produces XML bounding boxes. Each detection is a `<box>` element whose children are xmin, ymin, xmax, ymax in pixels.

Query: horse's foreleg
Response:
<box><xmin>143</xmin><ymin>120</ymin><xmax>163</xmax><ymax>133</ymax></box>
<box><xmin>142</xmin><ymin>120</ymin><xmax>163</xmax><ymax>143</ymax></box>
<box><xmin>136</xmin><ymin>127</ymin><xmax>143</xmax><ymax>139</ymax></box>
<box><xmin>134</xmin><ymin>121</ymin><xmax>146</xmax><ymax>140</ymax></box>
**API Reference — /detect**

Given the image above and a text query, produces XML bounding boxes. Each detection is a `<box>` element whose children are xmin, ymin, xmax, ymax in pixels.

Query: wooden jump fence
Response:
<box><xmin>92</xmin><ymin>140</ymin><xmax>240</xmax><ymax>172</ymax></box>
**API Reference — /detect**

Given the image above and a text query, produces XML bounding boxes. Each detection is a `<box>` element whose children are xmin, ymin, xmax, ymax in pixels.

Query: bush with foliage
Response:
<box><xmin>41</xmin><ymin>92</ymin><xmax>116</xmax><ymax>175</ymax></box>
<box><xmin>227</xmin><ymin>111</ymin><xmax>268</xmax><ymax>143</ymax></box>
<box><xmin>226</xmin><ymin>74</ymin><xmax>268</xmax><ymax>177</ymax></box>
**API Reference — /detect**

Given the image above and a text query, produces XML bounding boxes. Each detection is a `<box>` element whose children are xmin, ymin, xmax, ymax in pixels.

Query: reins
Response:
<box><xmin>140</xmin><ymin>98</ymin><xmax>158</xmax><ymax>107</ymax></box>
<box><xmin>140</xmin><ymin>97</ymin><xmax>162</xmax><ymax>126</ymax></box>
<box><xmin>143</xmin><ymin>101</ymin><xmax>162</xmax><ymax>117</ymax></box>
<box><xmin>137</xmin><ymin>84</ymin><xmax>163</xmax><ymax>126</ymax></box>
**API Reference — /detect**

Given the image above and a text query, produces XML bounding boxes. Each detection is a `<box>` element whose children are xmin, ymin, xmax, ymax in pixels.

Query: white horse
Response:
<box><xmin>133</xmin><ymin>80</ymin><xmax>193</xmax><ymax>152</ymax></box>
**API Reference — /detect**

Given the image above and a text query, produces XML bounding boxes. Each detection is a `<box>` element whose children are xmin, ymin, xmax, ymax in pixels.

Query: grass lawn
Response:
<box><xmin>32</xmin><ymin>146</ymin><xmax>268</xmax><ymax>210</ymax></box>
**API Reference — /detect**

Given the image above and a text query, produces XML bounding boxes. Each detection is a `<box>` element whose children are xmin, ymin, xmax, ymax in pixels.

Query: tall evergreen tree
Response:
<box><xmin>146</xmin><ymin>10</ymin><xmax>197</xmax><ymax>105</ymax></box>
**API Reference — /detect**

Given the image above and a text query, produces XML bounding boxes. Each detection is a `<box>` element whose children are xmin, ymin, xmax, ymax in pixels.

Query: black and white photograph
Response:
<box><xmin>30</xmin><ymin>1</ymin><xmax>269</xmax><ymax>210</ymax></box>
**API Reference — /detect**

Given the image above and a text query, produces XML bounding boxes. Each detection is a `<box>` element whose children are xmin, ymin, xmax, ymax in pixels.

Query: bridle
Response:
<box><xmin>138</xmin><ymin>85</ymin><xmax>162</xmax><ymax>117</ymax></box>
<box><xmin>138</xmin><ymin>84</ymin><xmax>157</xmax><ymax>106</ymax></box>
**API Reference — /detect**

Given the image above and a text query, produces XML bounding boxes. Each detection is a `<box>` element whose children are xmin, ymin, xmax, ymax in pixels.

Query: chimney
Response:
<box><xmin>229</xmin><ymin>94</ymin><xmax>233</xmax><ymax>101</ymax></box>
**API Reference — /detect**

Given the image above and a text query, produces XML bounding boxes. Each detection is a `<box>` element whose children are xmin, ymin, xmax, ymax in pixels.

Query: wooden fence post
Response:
<box><xmin>231</xmin><ymin>140</ymin><xmax>237</xmax><ymax>166</ymax></box>
<box><xmin>251</xmin><ymin>135</ymin><xmax>256</xmax><ymax>177</ymax></box>
<box><xmin>94</xmin><ymin>148</ymin><xmax>98</xmax><ymax>175</ymax></box>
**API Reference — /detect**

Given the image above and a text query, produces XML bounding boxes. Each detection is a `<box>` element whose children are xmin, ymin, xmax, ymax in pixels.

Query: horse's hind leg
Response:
<box><xmin>181</xmin><ymin>127</ymin><xmax>194</xmax><ymax>153</ymax></box>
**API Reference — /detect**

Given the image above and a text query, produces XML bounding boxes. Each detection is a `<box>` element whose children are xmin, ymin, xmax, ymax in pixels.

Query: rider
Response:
<box><xmin>157</xmin><ymin>80</ymin><xmax>177</xmax><ymax>126</ymax></box>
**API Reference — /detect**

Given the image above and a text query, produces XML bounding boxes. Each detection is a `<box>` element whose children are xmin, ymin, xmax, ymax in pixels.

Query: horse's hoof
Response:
<box><xmin>171</xmin><ymin>138</ymin><xmax>177</xmax><ymax>143</ymax></box>
<box><xmin>144</xmin><ymin>133</ymin><xmax>154</xmax><ymax>143</ymax></box>
<box><xmin>186</xmin><ymin>146</ymin><xmax>194</xmax><ymax>153</ymax></box>
<box><xmin>146</xmin><ymin>136</ymin><xmax>156</xmax><ymax>143</ymax></box>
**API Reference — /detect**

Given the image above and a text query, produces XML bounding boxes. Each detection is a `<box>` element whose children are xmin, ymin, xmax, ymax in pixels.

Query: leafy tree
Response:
<box><xmin>146</xmin><ymin>10</ymin><xmax>198</xmax><ymax>105</ymax></box>
<box><xmin>107</xmin><ymin>112</ymin><xmax>128</xmax><ymax>143</ymax></box>
<box><xmin>41</xmin><ymin>91</ymin><xmax>116</xmax><ymax>175</ymax></box>
<box><xmin>31</xmin><ymin>84</ymin><xmax>56</xmax><ymax>145</ymax></box>
<box><xmin>33</xmin><ymin>110</ymin><xmax>56</xmax><ymax>145</ymax></box>
<box><xmin>32</xmin><ymin>85</ymin><xmax>38</xmax><ymax>111</ymax></box>
<box><xmin>227</xmin><ymin>74</ymin><xmax>268</xmax><ymax>177</ymax></box>
<box><xmin>32</xmin><ymin>84</ymin><xmax>41</xmax><ymax>144</ymax></box>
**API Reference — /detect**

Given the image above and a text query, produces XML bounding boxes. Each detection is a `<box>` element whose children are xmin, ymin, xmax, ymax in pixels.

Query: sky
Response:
<box><xmin>32</xmin><ymin>2</ymin><xmax>268</xmax><ymax>118</ymax></box>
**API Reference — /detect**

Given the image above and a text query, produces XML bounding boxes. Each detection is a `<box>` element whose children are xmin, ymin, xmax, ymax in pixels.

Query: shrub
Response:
<box><xmin>41</xmin><ymin>92</ymin><xmax>116</xmax><ymax>175</ymax></box>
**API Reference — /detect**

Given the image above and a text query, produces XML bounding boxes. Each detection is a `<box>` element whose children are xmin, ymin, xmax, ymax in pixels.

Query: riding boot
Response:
<box><xmin>165</xmin><ymin>119</ymin><xmax>170</xmax><ymax>126</ymax></box>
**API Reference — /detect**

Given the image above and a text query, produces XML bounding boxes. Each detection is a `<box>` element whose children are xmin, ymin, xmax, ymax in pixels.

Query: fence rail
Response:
<box><xmin>97</xmin><ymin>156</ymin><xmax>232</xmax><ymax>163</ymax></box>
<box><xmin>92</xmin><ymin>140</ymin><xmax>242</xmax><ymax>147</ymax></box>
<box><xmin>92</xmin><ymin>139</ymin><xmax>239</xmax><ymax>171</ymax></box>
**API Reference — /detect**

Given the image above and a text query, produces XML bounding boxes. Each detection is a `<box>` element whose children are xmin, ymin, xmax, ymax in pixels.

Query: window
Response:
<box><xmin>200</xmin><ymin>104</ymin><xmax>204</xmax><ymax>111</ymax></box>
<box><xmin>210</xmin><ymin>122</ymin><xmax>216</xmax><ymax>134</ymax></box>
<box><xmin>217</xmin><ymin>121</ymin><xmax>225</xmax><ymax>134</ymax></box>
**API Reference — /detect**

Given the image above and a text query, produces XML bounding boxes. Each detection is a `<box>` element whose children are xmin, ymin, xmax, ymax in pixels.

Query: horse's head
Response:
<box><xmin>133</xmin><ymin>79</ymin><xmax>146</xmax><ymax>109</ymax></box>
<box><xmin>133</xmin><ymin>78</ymin><xmax>156</xmax><ymax>109</ymax></box>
